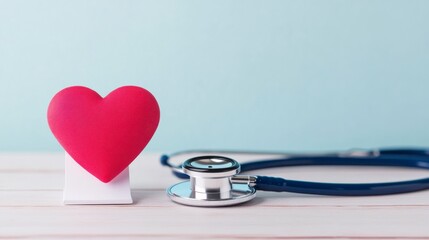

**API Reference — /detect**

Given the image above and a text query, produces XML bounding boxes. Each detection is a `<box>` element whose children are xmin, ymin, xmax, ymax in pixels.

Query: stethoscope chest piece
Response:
<box><xmin>167</xmin><ymin>156</ymin><xmax>256</xmax><ymax>207</ymax></box>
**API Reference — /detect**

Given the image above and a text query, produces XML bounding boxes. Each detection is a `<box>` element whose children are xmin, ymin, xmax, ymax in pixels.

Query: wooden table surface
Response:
<box><xmin>1</xmin><ymin>152</ymin><xmax>429</xmax><ymax>239</ymax></box>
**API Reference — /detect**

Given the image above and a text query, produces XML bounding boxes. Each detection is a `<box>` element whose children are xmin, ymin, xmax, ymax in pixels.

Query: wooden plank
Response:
<box><xmin>1</xmin><ymin>205</ymin><xmax>428</xmax><ymax>238</ymax></box>
<box><xmin>2</xmin><ymin>190</ymin><xmax>429</xmax><ymax>208</ymax></box>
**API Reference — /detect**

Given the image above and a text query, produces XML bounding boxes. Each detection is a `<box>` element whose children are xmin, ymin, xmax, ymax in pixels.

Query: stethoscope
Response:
<box><xmin>161</xmin><ymin>148</ymin><xmax>429</xmax><ymax>207</ymax></box>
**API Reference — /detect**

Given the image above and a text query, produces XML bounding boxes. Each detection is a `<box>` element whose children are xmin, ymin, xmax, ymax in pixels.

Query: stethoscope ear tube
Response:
<box><xmin>248</xmin><ymin>154</ymin><xmax>429</xmax><ymax>196</ymax></box>
<box><xmin>254</xmin><ymin>175</ymin><xmax>429</xmax><ymax>196</ymax></box>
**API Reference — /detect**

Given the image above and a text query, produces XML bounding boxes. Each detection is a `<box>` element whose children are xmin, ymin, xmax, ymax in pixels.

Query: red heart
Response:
<box><xmin>47</xmin><ymin>86</ymin><xmax>160</xmax><ymax>183</ymax></box>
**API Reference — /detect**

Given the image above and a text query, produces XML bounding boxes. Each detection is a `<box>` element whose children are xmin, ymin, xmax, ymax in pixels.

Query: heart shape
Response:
<box><xmin>47</xmin><ymin>86</ymin><xmax>160</xmax><ymax>183</ymax></box>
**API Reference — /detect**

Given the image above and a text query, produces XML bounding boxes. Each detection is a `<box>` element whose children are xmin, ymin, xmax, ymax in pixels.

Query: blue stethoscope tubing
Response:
<box><xmin>161</xmin><ymin>148</ymin><xmax>429</xmax><ymax>196</ymax></box>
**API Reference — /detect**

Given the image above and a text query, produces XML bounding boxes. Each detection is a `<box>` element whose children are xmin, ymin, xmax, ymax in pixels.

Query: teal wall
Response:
<box><xmin>1</xmin><ymin>0</ymin><xmax>428</xmax><ymax>152</ymax></box>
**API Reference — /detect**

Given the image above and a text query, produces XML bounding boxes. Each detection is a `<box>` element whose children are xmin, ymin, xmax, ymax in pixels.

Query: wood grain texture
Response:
<box><xmin>1</xmin><ymin>152</ymin><xmax>429</xmax><ymax>239</ymax></box>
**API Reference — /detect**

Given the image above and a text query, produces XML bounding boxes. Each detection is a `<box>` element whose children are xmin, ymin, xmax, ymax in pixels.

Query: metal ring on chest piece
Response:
<box><xmin>167</xmin><ymin>156</ymin><xmax>256</xmax><ymax>207</ymax></box>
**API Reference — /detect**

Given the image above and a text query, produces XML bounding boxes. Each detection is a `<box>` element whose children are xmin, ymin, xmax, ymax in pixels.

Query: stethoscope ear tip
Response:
<box><xmin>160</xmin><ymin>154</ymin><xmax>170</xmax><ymax>166</ymax></box>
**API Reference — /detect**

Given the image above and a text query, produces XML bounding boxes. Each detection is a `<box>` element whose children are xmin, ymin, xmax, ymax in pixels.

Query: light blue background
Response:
<box><xmin>0</xmin><ymin>0</ymin><xmax>428</xmax><ymax>152</ymax></box>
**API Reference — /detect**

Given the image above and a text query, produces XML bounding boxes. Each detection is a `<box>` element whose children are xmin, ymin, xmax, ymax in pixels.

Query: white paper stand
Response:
<box><xmin>63</xmin><ymin>152</ymin><xmax>133</xmax><ymax>205</ymax></box>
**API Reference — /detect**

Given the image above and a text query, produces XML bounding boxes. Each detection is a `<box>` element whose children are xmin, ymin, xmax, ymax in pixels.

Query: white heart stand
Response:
<box><xmin>63</xmin><ymin>152</ymin><xmax>133</xmax><ymax>204</ymax></box>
